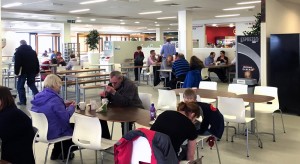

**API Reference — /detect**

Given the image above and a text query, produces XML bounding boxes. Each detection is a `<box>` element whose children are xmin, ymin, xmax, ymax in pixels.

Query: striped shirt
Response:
<box><xmin>172</xmin><ymin>58</ymin><xmax>190</xmax><ymax>77</ymax></box>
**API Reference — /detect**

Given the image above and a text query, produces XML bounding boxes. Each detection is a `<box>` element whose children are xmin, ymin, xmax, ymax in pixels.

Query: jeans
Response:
<box><xmin>17</xmin><ymin>73</ymin><xmax>39</xmax><ymax>103</ymax></box>
<box><xmin>134</xmin><ymin>65</ymin><xmax>142</xmax><ymax>81</ymax></box>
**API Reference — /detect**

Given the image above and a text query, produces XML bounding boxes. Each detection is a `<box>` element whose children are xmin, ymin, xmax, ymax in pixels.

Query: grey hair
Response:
<box><xmin>178</xmin><ymin>53</ymin><xmax>185</xmax><ymax>59</ymax></box>
<box><xmin>110</xmin><ymin>71</ymin><xmax>123</xmax><ymax>79</ymax></box>
<box><xmin>43</xmin><ymin>74</ymin><xmax>62</xmax><ymax>89</ymax></box>
<box><xmin>20</xmin><ymin>40</ymin><xmax>27</xmax><ymax>45</ymax></box>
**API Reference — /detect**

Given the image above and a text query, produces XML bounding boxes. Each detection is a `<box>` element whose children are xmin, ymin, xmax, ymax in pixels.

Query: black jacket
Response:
<box><xmin>197</xmin><ymin>102</ymin><xmax>224</xmax><ymax>139</ymax></box>
<box><xmin>14</xmin><ymin>45</ymin><xmax>39</xmax><ymax>75</ymax></box>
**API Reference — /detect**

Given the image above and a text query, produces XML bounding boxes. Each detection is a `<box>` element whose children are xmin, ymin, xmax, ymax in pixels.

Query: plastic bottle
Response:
<box><xmin>150</xmin><ymin>103</ymin><xmax>156</xmax><ymax>121</ymax></box>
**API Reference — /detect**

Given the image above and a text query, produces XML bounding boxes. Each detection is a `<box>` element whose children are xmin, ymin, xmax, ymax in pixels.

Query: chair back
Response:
<box><xmin>218</xmin><ymin>96</ymin><xmax>246</xmax><ymax>123</ymax></box>
<box><xmin>149</xmin><ymin>65</ymin><xmax>154</xmax><ymax>75</ymax></box>
<box><xmin>199</xmin><ymin>81</ymin><xmax>217</xmax><ymax>90</ymax></box>
<box><xmin>254</xmin><ymin>86</ymin><xmax>279</xmax><ymax>108</ymax></box>
<box><xmin>72</xmin><ymin>65</ymin><xmax>82</xmax><ymax>70</ymax></box>
<box><xmin>56</xmin><ymin>66</ymin><xmax>66</xmax><ymax>72</ymax></box>
<box><xmin>29</xmin><ymin>111</ymin><xmax>49</xmax><ymax>142</ymax></box>
<box><xmin>139</xmin><ymin>93</ymin><xmax>152</xmax><ymax>110</ymax></box>
<box><xmin>72</xmin><ymin>113</ymin><xmax>102</xmax><ymax>150</ymax></box>
<box><xmin>228</xmin><ymin>84</ymin><xmax>248</xmax><ymax>95</ymax></box>
<box><xmin>82</xmin><ymin>62</ymin><xmax>90</xmax><ymax>69</ymax></box>
<box><xmin>201</xmin><ymin>68</ymin><xmax>209</xmax><ymax>80</ymax></box>
<box><xmin>131</xmin><ymin>136</ymin><xmax>152</xmax><ymax>164</ymax></box>
<box><xmin>157</xmin><ymin>89</ymin><xmax>177</xmax><ymax>110</ymax></box>
<box><xmin>114</xmin><ymin>63</ymin><xmax>122</xmax><ymax>72</ymax></box>
<box><xmin>179</xmin><ymin>93</ymin><xmax>201</xmax><ymax>102</ymax></box>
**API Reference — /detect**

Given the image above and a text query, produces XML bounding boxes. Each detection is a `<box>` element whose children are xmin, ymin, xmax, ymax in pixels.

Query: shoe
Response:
<box><xmin>17</xmin><ymin>102</ymin><xmax>26</xmax><ymax>105</ymax></box>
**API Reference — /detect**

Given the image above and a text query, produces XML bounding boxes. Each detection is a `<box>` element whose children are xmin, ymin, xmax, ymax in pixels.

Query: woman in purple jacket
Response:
<box><xmin>31</xmin><ymin>74</ymin><xmax>76</xmax><ymax>160</ymax></box>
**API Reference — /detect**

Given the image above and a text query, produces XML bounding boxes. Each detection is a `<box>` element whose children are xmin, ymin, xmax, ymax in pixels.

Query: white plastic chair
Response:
<box><xmin>145</xmin><ymin>65</ymin><xmax>154</xmax><ymax>85</ymax></box>
<box><xmin>195</xmin><ymin>135</ymin><xmax>221</xmax><ymax>164</ymax></box>
<box><xmin>201</xmin><ymin>68</ymin><xmax>209</xmax><ymax>80</ymax></box>
<box><xmin>114</xmin><ymin>63</ymin><xmax>122</xmax><ymax>72</ymax></box>
<box><xmin>29</xmin><ymin>111</ymin><xmax>72</xmax><ymax>164</ymax></box>
<box><xmin>66</xmin><ymin>113</ymin><xmax>116</xmax><ymax>164</ymax></box>
<box><xmin>131</xmin><ymin>136</ymin><xmax>151</xmax><ymax>164</ymax></box>
<box><xmin>251</xmin><ymin>86</ymin><xmax>286</xmax><ymax>142</ymax></box>
<box><xmin>198</xmin><ymin>81</ymin><xmax>217</xmax><ymax>104</ymax></box>
<box><xmin>139</xmin><ymin>93</ymin><xmax>152</xmax><ymax>110</ymax></box>
<box><xmin>228</xmin><ymin>83</ymin><xmax>249</xmax><ymax>106</ymax></box>
<box><xmin>82</xmin><ymin>62</ymin><xmax>90</xmax><ymax>69</ymax></box>
<box><xmin>218</xmin><ymin>96</ymin><xmax>261</xmax><ymax>157</ymax></box>
<box><xmin>157</xmin><ymin>89</ymin><xmax>177</xmax><ymax>111</ymax></box>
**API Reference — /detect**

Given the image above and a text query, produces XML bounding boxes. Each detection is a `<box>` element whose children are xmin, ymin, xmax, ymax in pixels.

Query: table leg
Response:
<box><xmin>169</xmin><ymin>72</ymin><xmax>172</xmax><ymax>81</ymax></box>
<box><xmin>250</xmin><ymin>102</ymin><xmax>255</xmax><ymax>133</ymax></box>
<box><xmin>75</xmin><ymin>78</ymin><xmax>79</xmax><ymax>103</ymax></box>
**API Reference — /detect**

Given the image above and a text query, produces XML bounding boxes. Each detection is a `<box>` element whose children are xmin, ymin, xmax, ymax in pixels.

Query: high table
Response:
<box><xmin>90</xmin><ymin>63</ymin><xmax>114</xmax><ymax>72</ymax></box>
<box><xmin>120</xmin><ymin>66</ymin><xmax>147</xmax><ymax>85</ymax></box>
<box><xmin>76</xmin><ymin>106</ymin><xmax>150</xmax><ymax>135</ymax></box>
<box><xmin>157</xmin><ymin>69</ymin><xmax>172</xmax><ymax>81</ymax></box>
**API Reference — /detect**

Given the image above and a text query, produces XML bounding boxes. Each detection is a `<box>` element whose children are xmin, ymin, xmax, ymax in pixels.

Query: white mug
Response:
<box><xmin>86</xmin><ymin>104</ymin><xmax>91</xmax><ymax>111</ymax></box>
<box><xmin>78</xmin><ymin>102</ymin><xmax>86</xmax><ymax>110</ymax></box>
<box><xmin>90</xmin><ymin>99</ymin><xmax>98</xmax><ymax>110</ymax></box>
<box><xmin>102</xmin><ymin>98</ymin><xmax>108</xmax><ymax>105</ymax></box>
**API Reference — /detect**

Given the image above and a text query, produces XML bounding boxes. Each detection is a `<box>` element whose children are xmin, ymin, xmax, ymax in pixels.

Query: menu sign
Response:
<box><xmin>236</xmin><ymin>36</ymin><xmax>261</xmax><ymax>83</ymax></box>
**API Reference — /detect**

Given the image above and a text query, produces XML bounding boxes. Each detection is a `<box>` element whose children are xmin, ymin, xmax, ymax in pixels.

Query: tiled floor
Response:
<box><xmin>16</xmin><ymin>80</ymin><xmax>300</xmax><ymax>164</ymax></box>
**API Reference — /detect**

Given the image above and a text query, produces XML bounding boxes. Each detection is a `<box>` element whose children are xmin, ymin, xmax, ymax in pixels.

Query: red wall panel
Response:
<box><xmin>206</xmin><ymin>27</ymin><xmax>235</xmax><ymax>44</ymax></box>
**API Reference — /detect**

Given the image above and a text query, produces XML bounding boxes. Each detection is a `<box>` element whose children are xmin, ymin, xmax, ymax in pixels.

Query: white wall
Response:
<box><xmin>2</xmin><ymin>31</ymin><xmax>29</xmax><ymax>61</ymax></box>
<box><xmin>235</xmin><ymin>22</ymin><xmax>255</xmax><ymax>36</ymax></box>
<box><xmin>193</xmin><ymin>48</ymin><xmax>236</xmax><ymax>63</ymax></box>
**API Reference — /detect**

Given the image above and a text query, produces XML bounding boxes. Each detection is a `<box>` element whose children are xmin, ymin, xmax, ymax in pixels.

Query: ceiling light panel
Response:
<box><xmin>157</xmin><ymin>16</ymin><xmax>177</xmax><ymax>19</ymax></box>
<box><xmin>2</xmin><ymin>2</ymin><xmax>23</xmax><ymax>8</ymax></box>
<box><xmin>69</xmin><ymin>9</ymin><xmax>90</xmax><ymax>13</ymax></box>
<box><xmin>223</xmin><ymin>6</ymin><xmax>255</xmax><ymax>10</ymax></box>
<box><xmin>215</xmin><ymin>14</ymin><xmax>241</xmax><ymax>17</ymax></box>
<box><xmin>139</xmin><ymin>11</ymin><xmax>162</xmax><ymax>15</ymax></box>
<box><xmin>154</xmin><ymin>0</ymin><xmax>170</xmax><ymax>2</ymax></box>
<box><xmin>80</xmin><ymin>0</ymin><xmax>107</xmax><ymax>5</ymax></box>
<box><xmin>237</xmin><ymin>1</ymin><xmax>261</xmax><ymax>5</ymax></box>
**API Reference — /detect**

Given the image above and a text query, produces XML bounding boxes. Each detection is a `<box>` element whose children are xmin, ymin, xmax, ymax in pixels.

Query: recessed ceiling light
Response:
<box><xmin>223</xmin><ymin>6</ymin><xmax>255</xmax><ymax>10</ymax></box>
<box><xmin>147</xmin><ymin>28</ymin><xmax>155</xmax><ymax>30</ymax></box>
<box><xmin>229</xmin><ymin>24</ymin><xmax>235</xmax><ymax>27</ymax></box>
<box><xmin>169</xmin><ymin>23</ymin><xmax>178</xmax><ymax>26</ymax></box>
<box><xmin>76</xmin><ymin>20</ymin><xmax>82</xmax><ymax>22</ymax></box>
<box><xmin>69</xmin><ymin>9</ymin><xmax>90</xmax><ymax>13</ymax></box>
<box><xmin>120</xmin><ymin>22</ymin><xmax>125</xmax><ymax>25</ymax></box>
<box><xmin>237</xmin><ymin>1</ymin><xmax>261</xmax><ymax>5</ymax></box>
<box><xmin>157</xmin><ymin>16</ymin><xmax>176</xmax><ymax>20</ymax></box>
<box><xmin>90</xmin><ymin>19</ymin><xmax>96</xmax><ymax>21</ymax></box>
<box><xmin>154</xmin><ymin>0</ymin><xmax>170</xmax><ymax>2</ymax></box>
<box><xmin>120</xmin><ymin>20</ymin><xmax>124</xmax><ymax>21</ymax></box>
<box><xmin>134</xmin><ymin>22</ymin><xmax>140</xmax><ymax>24</ymax></box>
<box><xmin>155</xmin><ymin>24</ymin><xmax>160</xmax><ymax>26</ymax></box>
<box><xmin>77</xmin><ymin>17</ymin><xmax>81</xmax><ymax>19</ymax></box>
<box><xmin>215</xmin><ymin>14</ymin><xmax>240</xmax><ymax>17</ymax></box>
<box><xmin>154</xmin><ymin>22</ymin><xmax>158</xmax><ymax>24</ymax></box>
<box><xmin>139</xmin><ymin>11</ymin><xmax>162</xmax><ymax>15</ymax></box>
<box><xmin>2</xmin><ymin>2</ymin><xmax>23</xmax><ymax>8</ymax></box>
<box><xmin>80</xmin><ymin>0</ymin><xmax>107</xmax><ymax>5</ymax></box>
<box><xmin>212</xmin><ymin>24</ymin><xmax>218</xmax><ymax>27</ymax></box>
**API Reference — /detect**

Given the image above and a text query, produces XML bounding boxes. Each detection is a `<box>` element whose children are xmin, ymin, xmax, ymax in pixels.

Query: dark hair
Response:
<box><xmin>70</xmin><ymin>54</ymin><xmax>75</xmax><ymax>58</ymax></box>
<box><xmin>190</xmin><ymin>55</ymin><xmax>205</xmax><ymax>70</ymax></box>
<box><xmin>137</xmin><ymin>46</ymin><xmax>142</xmax><ymax>50</ymax></box>
<box><xmin>210</xmin><ymin>52</ymin><xmax>215</xmax><ymax>56</ymax></box>
<box><xmin>177</xmin><ymin>102</ymin><xmax>201</xmax><ymax>118</ymax></box>
<box><xmin>0</xmin><ymin>86</ymin><xmax>17</xmax><ymax>111</ymax></box>
<box><xmin>150</xmin><ymin>50</ymin><xmax>155</xmax><ymax>54</ymax></box>
<box><xmin>220</xmin><ymin>50</ymin><xmax>225</xmax><ymax>55</ymax></box>
<box><xmin>166</xmin><ymin>38</ymin><xmax>172</xmax><ymax>42</ymax></box>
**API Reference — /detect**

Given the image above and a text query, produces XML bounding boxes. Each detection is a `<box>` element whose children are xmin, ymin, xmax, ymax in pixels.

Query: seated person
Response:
<box><xmin>0</xmin><ymin>86</ymin><xmax>35</xmax><ymax>164</ymax></box>
<box><xmin>31</xmin><ymin>74</ymin><xmax>77</xmax><ymax>160</ymax></box>
<box><xmin>50</xmin><ymin>51</ymin><xmax>56</xmax><ymax>60</ymax></box>
<box><xmin>100</xmin><ymin>71</ymin><xmax>144</xmax><ymax>136</ymax></box>
<box><xmin>168</xmin><ymin>53</ymin><xmax>190</xmax><ymax>89</ymax></box>
<box><xmin>183</xmin><ymin>56</ymin><xmax>205</xmax><ymax>88</ymax></box>
<box><xmin>42</xmin><ymin>50</ymin><xmax>48</xmax><ymax>57</ymax></box>
<box><xmin>205</xmin><ymin>52</ymin><xmax>227</xmax><ymax>82</ymax></box>
<box><xmin>147</xmin><ymin>50</ymin><xmax>157</xmax><ymax>66</ymax></box>
<box><xmin>66</xmin><ymin>54</ymin><xmax>79</xmax><ymax>70</ymax></box>
<box><xmin>151</xmin><ymin>102</ymin><xmax>201</xmax><ymax>161</ymax></box>
<box><xmin>56</xmin><ymin>52</ymin><xmax>66</xmax><ymax>66</ymax></box>
<box><xmin>216</xmin><ymin>50</ymin><xmax>229</xmax><ymax>65</ymax></box>
<box><xmin>183</xmin><ymin>89</ymin><xmax>224</xmax><ymax>139</ymax></box>
<box><xmin>160</xmin><ymin>55</ymin><xmax>173</xmax><ymax>86</ymax></box>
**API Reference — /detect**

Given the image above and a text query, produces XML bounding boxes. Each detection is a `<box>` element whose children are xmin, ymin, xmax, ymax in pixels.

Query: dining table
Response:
<box><xmin>76</xmin><ymin>106</ymin><xmax>150</xmax><ymax>135</ymax></box>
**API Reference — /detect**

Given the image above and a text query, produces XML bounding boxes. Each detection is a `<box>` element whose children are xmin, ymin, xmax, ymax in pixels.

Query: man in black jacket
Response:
<box><xmin>14</xmin><ymin>40</ymin><xmax>40</xmax><ymax>105</ymax></box>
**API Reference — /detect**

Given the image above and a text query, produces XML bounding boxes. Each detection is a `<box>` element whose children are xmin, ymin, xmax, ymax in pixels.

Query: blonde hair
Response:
<box><xmin>43</xmin><ymin>74</ymin><xmax>62</xmax><ymax>89</ymax></box>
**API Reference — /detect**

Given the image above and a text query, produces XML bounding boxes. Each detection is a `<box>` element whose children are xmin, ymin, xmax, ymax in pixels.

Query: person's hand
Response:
<box><xmin>65</xmin><ymin>100</ymin><xmax>75</xmax><ymax>107</ymax></box>
<box><xmin>106</xmin><ymin>85</ymin><xmax>116</xmax><ymax>95</ymax></box>
<box><xmin>99</xmin><ymin>91</ymin><xmax>107</xmax><ymax>97</ymax></box>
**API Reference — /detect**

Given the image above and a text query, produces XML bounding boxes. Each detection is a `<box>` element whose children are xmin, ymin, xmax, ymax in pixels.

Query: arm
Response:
<box><xmin>52</xmin><ymin>99</ymin><xmax>73</xmax><ymax>125</ymax></box>
<box><xmin>34</xmin><ymin>51</ymin><xmax>40</xmax><ymax>74</ymax></box>
<box><xmin>187</xmin><ymin>139</ymin><xmax>196</xmax><ymax>161</ymax></box>
<box><xmin>204</xmin><ymin>58</ymin><xmax>211</xmax><ymax>66</ymax></box>
<box><xmin>160</xmin><ymin>45</ymin><xmax>164</xmax><ymax>55</ymax></box>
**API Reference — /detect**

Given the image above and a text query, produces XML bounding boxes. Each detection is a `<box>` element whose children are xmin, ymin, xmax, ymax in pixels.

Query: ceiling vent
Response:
<box><xmin>187</xmin><ymin>6</ymin><xmax>202</xmax><ymax>10</ymax></box>
<box><xmin>163</xmin><ymin>3</ymin><xmax>180</xmax><ymax>6</ymax></box>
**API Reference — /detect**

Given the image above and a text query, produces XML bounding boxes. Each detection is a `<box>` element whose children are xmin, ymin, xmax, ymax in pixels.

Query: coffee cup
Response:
<box><xmin>86</xmin><ymin>104</ymin><xmax>91</xmax><ymax>111</ymax></box>
<box><xmin>78</xmin><ymin>102</ymin><xmax>86</xmax><ymax>110</ymax></box>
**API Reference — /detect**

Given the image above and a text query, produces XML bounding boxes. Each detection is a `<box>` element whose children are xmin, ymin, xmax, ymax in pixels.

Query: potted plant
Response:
<box><xmin>86</xmin><ymin>29</ymin><xmax>100</xmax><ymax>64</ymax></box>
<box><xmin>243</xmin><ymin>13</ymin><xmax>261</xmax><ymax>36</ymax></box>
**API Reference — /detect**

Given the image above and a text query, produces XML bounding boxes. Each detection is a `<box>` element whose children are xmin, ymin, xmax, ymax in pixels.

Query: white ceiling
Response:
<box><xmin>1</xmin><ymin>0</ymin><xmax>262</xmax><ymax>33</ymax></box>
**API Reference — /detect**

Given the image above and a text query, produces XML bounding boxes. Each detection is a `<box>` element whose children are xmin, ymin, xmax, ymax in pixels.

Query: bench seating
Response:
<box><xmin>80</xmin><ymin>84</ymin><xmax>107</xmax><ymax>101</ymax></box>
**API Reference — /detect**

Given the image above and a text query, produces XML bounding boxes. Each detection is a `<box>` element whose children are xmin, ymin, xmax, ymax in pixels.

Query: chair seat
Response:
<box><xmin>223</xmin><ymin>115</ymin><xmax>254</xmax><ymax>124</ymax></box>
<box><xmin>101</xmin><ymin>138</ymin><xmax>117</xmax><ymax>150</ymax></box>
<box><xmin>39</xmin><ymin>136</ymin><xmax>72</xmax><ymax>144</ymax></box>
<box><xmin>249</xmin><ymin>104</ymin><xmax>279</xmax><ymax>114</ymax></box>
<box><xmin>200</xmin><ymin>98</ymin><xmax>216</xmax><ymax>104</ymax></box>
<box><xmin>195</xmin><ymin>135</ymin><xmax>210</xmax><ymax>143</ymax></box>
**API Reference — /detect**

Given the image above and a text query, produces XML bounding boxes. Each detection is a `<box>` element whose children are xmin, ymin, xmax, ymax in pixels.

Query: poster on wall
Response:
<box><xmin>236</xmin><ymin>36</ymin><xmax>261</xmax><ymax>83</ymax></box>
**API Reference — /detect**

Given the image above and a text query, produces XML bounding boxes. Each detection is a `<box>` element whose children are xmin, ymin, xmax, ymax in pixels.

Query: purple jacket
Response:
<box><xmin>31</xmin><ymin>88</ymin><xmax>75</xmax><ymax>140</ymax></box>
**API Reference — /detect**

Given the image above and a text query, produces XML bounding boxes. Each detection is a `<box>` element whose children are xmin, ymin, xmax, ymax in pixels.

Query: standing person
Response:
<box><xmin>31</xmin><ymin>74</ymin><xmax>77</xmax><ymax>160</ymax></box>
<box><xmin>133</xmin><ymin>46</ymin><xmax>145</xmax><ymax>81</ymax></box>
<box><xmin>14</xmin><ymin>40</ymin><xmax>39</xmax><ymax>105</ymax></box>
<box><xmin>100</xmin><ymin>71</ymin><xmax>143</xmax><ymax>135</ymax></box>
<box><xmin>0</xmin><ymin>86</ymin><xmax>35</xmax><ymax>164</ymax></box>
<box><xmin>160</xmin><ymin>38</ymin><xmax>176</xmax><ymax>70</ymax></box>
<box><xmin>151</xmin><ymin>102</ymin><xmax>200</xmax><ymax>161</ymax></box>
<box><xmin>160</xmin><ymin>55</ymin><xmax>173</xmax><ymax>86</ymax></box>
<box><xmin>169</xmin><ymin>53</ymin><xmax>190</xmax><ymax>89</ymax></box>
<box><xmin>205</xmin><ymin>52</ymin><xmax>227</xmax><ymax>82</ymax></box>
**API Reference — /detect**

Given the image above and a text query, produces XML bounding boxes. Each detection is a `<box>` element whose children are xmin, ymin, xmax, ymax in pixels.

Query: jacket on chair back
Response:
<box><xmin>183</xmin><ymin>69</ymin><xmax>202</xmax><ymax>88</ymax></box>
<box><xmin>114</xmin><ymin>128</ymin><xmax>179</xmax><ymax>164</ymax></box>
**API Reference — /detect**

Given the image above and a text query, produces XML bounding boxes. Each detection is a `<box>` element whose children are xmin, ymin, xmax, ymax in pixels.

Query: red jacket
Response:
<box><xmin>114</xmin><ymin>128</ymin><xmax>178</xmax><ymax>164</ymax></box>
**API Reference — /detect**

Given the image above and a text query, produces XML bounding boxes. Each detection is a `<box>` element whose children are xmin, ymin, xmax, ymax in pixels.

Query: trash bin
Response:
<box><xmin>233</xmin><ymin>78</ymin><xmax>257</xmax><ymax>94</ymax></box>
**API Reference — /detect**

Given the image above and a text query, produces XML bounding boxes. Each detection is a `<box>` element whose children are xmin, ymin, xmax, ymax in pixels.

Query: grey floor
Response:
<box><xmin>15</xmin><ymin>79</ymin><xmax>300</xmax><ymax>164</ymax></box>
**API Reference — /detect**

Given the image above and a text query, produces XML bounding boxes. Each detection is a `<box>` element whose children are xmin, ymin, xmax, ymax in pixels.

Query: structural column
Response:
<box><xmin>156</xmin><ymin>27</ymin><xmax>164</xmax><ymax>41</ymax></box>
<box><xmin>0</xmin><ymin>4</ymin><xmax>2</xmax><ymax>85</ymax></box>
<box><xmin>63</xmin><ymin>23</ymin><xmax>71</xmax><ymax>43</ymax></box>
<box><xmin>178</xmin><ymin>10</ymin><xmax>193</xmax><ymax>59</ymax></box>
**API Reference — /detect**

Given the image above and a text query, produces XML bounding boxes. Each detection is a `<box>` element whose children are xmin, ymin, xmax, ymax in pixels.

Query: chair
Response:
<box><xmin>145</xmin><ymin>65</ymin><xmax>154</xmax><ymax>85</ymax></box>
<box><xmin>57</xmin><ymin>66</ymin><xmax>66</xmax><ymax>72</ymax></box>
<box><xmin>82</xmin><ymin>62</ymin><xmax>90</xmax><ymax>69</ymax></box>
<box><xmin>228</xmin><ymin>83</ymin><xmax>249</xmax><ymax>106</ymax></box>
<box><xmin>195</xmin><ymin>135</ymin><xmax>221</xmax><ymax>164</ymax></box>
<box><xmin>114</xmin><ymin>63</ymin><xmax>122</xmax><ymax>72</ymax></box>
<box><xmin>66</xmin><ymin>113</ymin><xmax>115</xmax><ymax>164</ymax></box>
<box><xmin>251</xmin><ymin>86</ymin><xmax>286</xmax><ymax>142</ymax></box>
<box><xmin>198</xmin><ymin>81</ymin><xmax>217</xmax><ymax>104</ymax></box>
<box><xmin>218</xmin><ymin>96</ymin><xmax>261</xmax><ymax>157</ymax></box>
<box><xmin>138</xmin><ymin>93</ymin><xmax>152</xmax><ymax>110</ymax></box>
<box><xmin>72</xmin><ymin>65</ymin><xmax>82</xmax><ymax>70</ymax></box>
<box><xmin>201</xmin><ymin>68</ymin><xmax>209</xmax><ymax>80</ymax></box>
<box><xmin>29</xmin><ymin>111</ymin><xmax>72</xmax><ymax>164</ymax></box>
<box><xmin>131</xmin><ymin>136</ymin><xmax>152</xmax><ymax>164</ymax></box>
<box><xmin>157</xmin><ymin>89</ymin><xmax>177</xmax><ymax>111</ymax></box>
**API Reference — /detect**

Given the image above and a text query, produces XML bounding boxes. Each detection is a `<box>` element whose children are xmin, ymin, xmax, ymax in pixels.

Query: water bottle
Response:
<box><xmin>150</xmin><ymin>103</ymin><xmax>156</xmax><ymax>121</ymax></box>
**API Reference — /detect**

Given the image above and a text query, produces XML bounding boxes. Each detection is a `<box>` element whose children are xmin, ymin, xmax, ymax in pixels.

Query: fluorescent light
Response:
<box><xmin>223</xmin><ymin>6</ymin><xmax>255</xmax><ymax>10</ymax></box>
<box><xmin>215</xmin><ymin>14</ymin><xmax>241</xmax><ymax>17</ymax></box>
<box><xmin>155</xmin><ymin>24</ymin><xmax>160</xmax><ymax>26</ymax></box>
<box><xmin>154</xmin><ymin>22</ymin><xmax>158</xmax><ymax>24</ymax></box>
<box><xmin>157</xmin><ymin>16</ymin><xmax>177</xmax><ymax>20</ymax></box>
<box><xmin>212</xmin><ymin>24</ymin><xmax>218</xmax><ymax>27</ymax></box>
<box><xmin>154</xmin><ymin>0</ymin><xmax>170</xmax><ymax>2</ymax></box>
<box><xmin>237</xmin><ymin>1</ymin><xmax>261</xmax><ymax>5</ymax></box>
<box><xmin>229</xmin><ymin>24</ymin><xmax>235</xmax><ymax>27</ymax></box>
<box><xmin>90</xmin><ymin>19</ymin><xmax>96</xmax><ymax>21</ymax></box>
<box><xmin>120</xmin><ymin>22</ymin><xmax>125</xmax><ymax>25</ymax></box>
<box><xmin>169</xmin><ymin>23</ymin><xmax>178</xmax><ymax>26</ymax></box>
<box><xmin>69</xmin><ymin>9</ymin><xmax>90</xmax><ymax>13</ymax></box>
<box><xmin>120</xmin><ymin>20</ymin><xmax>124</xmax><ymax>21</ymax></box>
<box><xmin>80</xmin><ymin>0</ymin><xmax>107</xmax><ymax>5</ymax></box>
<box><xmin>139</xmin><ymin>11</ymin><xmax>162</xmax><ymax>15</ymax></box>
<box><xmin>2</xmin><ymin>2</ymin><xmax>22</xmax><ymax>8</ymax></box>
<box><xmin>76</xmin><ymin>20</ymin><xmax>82</xmax><ymax>22</ymax></box>
<box><xmin>134</xmin><ymin>21</ymin><xmax>140</xmax><ymax>24</ymax></box>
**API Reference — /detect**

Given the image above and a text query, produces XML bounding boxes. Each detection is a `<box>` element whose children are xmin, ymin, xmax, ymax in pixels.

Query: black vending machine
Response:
<box><xmin>269</xmin><ymin>34</ymin><xmax>300</xmax><ymax>114</ymax></box>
